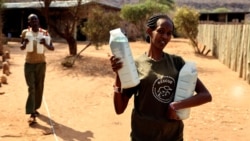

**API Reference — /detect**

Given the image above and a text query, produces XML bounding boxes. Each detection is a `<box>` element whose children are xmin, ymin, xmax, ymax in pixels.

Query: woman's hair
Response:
<box><xmin>146</xmin><ymin>13</ymin><xmax>174</xmax><ymax>43</ymax></box>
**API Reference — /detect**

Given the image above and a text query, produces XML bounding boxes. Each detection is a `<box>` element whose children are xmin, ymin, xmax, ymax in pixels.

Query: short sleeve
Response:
<box><xmin>172</xmin><ymin>55</ymin><xmax>185</xmax><ymax>71</ymax></box>
<box><xmin>122</xmin><ymin>84</ymin><xmax>139</xmax><ymax>98</ymax></box>
<box><xmin>43</xmin><ymin>29</ymin><xmax>51</xmax><ymax>37</ymax></box>
<box><xmin>20</xmin><ymin>29</ymin><xmax>27</xmax><ymax>39</ymax></box>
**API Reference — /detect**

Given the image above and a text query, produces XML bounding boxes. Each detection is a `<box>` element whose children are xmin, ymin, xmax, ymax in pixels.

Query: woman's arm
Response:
<box><xmin>110</xmin><ymin>56</ymin><xmax>132</xmax><ymax>114</ymax></box>
<box><xmin>170</xmin><ymin>78</ymin><xmax>212</xmax><ymax>110</ymax></box>
<box><xmin>113</xmin><ymin>74</ymin><xmax>130</xmax><ymax>114</ymax></box>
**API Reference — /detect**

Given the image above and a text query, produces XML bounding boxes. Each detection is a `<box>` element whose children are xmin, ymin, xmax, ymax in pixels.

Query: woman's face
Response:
<box><xmin>149</xmin><ymin>18</ymin><xmax>173</xmax><ymax>50</ymax></box>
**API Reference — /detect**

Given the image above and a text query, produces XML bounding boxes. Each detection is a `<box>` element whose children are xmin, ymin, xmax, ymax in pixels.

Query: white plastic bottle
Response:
<box><xmin>174</xmin><ymin>61</ymin><xmax>197</xmax><ymax>120</ymax></box>
<box><xmin>25</xmin><ymin>31</ymin><xmax>34</xmax><ymax>52</ymax></box>
<box><xmin>36</xmin><ymin>32</ymin><xmax>44</xmax><ymax>54</ymax></box>
<box><xmin>109</xmin><ymin>28</ymin><xmax>140</xmax><ymax>89</ymax></box>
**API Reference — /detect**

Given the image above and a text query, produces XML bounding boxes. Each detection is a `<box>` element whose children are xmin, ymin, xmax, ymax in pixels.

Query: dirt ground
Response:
<box><xmin>0</xmin><ymin>39</ymin><xmax>250</xmax><ymax>141</ymax></box>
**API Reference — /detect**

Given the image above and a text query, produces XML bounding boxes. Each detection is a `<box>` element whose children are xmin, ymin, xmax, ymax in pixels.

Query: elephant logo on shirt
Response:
<box><xmin>157</xmin><ymin>86</ymin><xmax>172</xmax><ymax>97</ymax></box>
<box><xmin>152</xmin><ymin>76</ymin><xmax>175</xmax><ymax>103</ymax></box>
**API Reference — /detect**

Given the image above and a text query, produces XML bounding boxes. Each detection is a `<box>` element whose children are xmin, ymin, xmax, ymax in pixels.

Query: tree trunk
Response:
<box><xmin>0</xmin><ymin>8</ymin><xmax>3</xmax><ymax>56</ymax></box>
<box><xmin>66</xmin><ymin>36</ymin><xmax>77</xmax><ymax>55</ymax></box>
<box><xmin>41</xmin><ymin>0</ymin><xmax>52</xmax><ymax>28</ymax></box>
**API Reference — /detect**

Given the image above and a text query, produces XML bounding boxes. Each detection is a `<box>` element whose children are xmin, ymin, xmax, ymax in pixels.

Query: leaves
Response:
<box><xmin>173</xmin><ymin>6</ymin><xmax>201</xmax><ymax>53</ymax></box>
<box><xmin>121</xmin><ymin>1</ymin><xmax>171</xmax><ymax>39</ymax></box>
<box><xmin>174</xmin><ymin>6</ymin><xmax>199</xmax><ymax>38</ymax></box>
<box><xmin>82</xmin><ymin>6</ymin><xmax>121</xmax><ymax>49</ymax></box>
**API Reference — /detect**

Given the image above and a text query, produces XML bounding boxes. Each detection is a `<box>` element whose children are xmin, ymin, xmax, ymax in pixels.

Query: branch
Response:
<box><xmin>70</xmin><ymin>0</ymin><xmax>82</xmax><ymax>34</ymax></box>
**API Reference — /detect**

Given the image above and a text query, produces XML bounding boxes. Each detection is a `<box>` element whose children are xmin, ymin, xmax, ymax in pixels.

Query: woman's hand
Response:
<box><xmin>110</xmin><ymin>56</ymin><xmax>123</xmax><ymax>73</ymax></box>
<box><xmin>167</xmin><ymin>102</ymin><xmax>180</xmax><ymax>120</ymax></box>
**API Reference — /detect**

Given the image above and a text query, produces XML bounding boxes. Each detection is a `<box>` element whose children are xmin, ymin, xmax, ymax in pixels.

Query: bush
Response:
<box><xmin>82</xmin><ymin>6</ymin><xmax>121</xmax><ymax>49</ymax></box>
<box><xmin>173</xmin><ymin>6</ymin><xmax>201</xmax><ymax>53</ymax></box>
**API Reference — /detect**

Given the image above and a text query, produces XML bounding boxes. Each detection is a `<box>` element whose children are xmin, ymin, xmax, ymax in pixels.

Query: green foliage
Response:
<box><xmin>174</xmin><ymin>6</ymin><xmax>200</xmax><ymax>53</ymax></box>
<box><xmin>121</xmin><ymin>1</ymin><xmax>171</xmax><ymax>39</ymax></box>
<box><xmin>121</xmin><ymin>1</ymin><xmax>170</xmax><ymax>22</ymax></box>
<box><xmin>154</xmin><ymin>0</ymin><xmax>175</xmax><ymax>8</ymax></box>
<box><xmin>212</xmin><ymin>7</ymin><xmax>231</xmax><ymax>13</ymax></box>
<box><xmin>82</xmin><ymin>6</ymin><xmax>121</xmax><ymax>49</ymax></box>
<box><xmin>174</xmin><ymin>6</ymin><xmax>199</xmax><ymax>39</ymax></box>
<box><xmin>199</xmin><ymin>7</ymin><xmax>230</xmax><ymax>13</ymax></box>
<box><xmin>199</xmin><ymin>9</ymin><xmax>210</xmax><ymax>13</ymax></box>
<box><xmin>139</xmin><ymin>0</ymin><xmax>175</xmax><ymax>9</ymax></box>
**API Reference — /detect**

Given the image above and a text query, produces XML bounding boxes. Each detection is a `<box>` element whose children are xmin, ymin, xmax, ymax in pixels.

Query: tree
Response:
<box><xmin>41</xmin><ymin>0</ymin><xmax>83</xmax><ymax>55</ymax></box>
<box><xmin>0</xmin><ymin>0</ymin><xmax>4</xmax><ymax>56</ymax></box>
<box><xmin>39</xmin><ymin>0</ymin><xmax>54</xmax><ymax>27</ymax></box>
<box><xmin>121</xmin><ymin>0</ymin><xmax>171</xmax><ymax>40</ymax></box>
<box><xmin>82</xmin><ymin>5</ymin><xmax>120</xmax><ymax>49</ymax></box>
<box><xmin>212</xmin><ymin>7</ymin><xmax>230</xmax><ymax>13</ymax></box>
<box><xmin>150</xmin><ymin>0</ymin><xmax>175</xmax><ymax>9</ymax></box>
<box><xmin>173</xmin><ymin>6</ymin><xmax>201</xmax><ymax>54</ymax></box>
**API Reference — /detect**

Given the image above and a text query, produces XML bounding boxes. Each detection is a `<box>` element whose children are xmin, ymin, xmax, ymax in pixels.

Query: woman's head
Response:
<box><xmin>146</xmin><ymin>14</ymin><xmax>173</xmax><ymax>30</ymax></box>
<box><xmin>146</xmin><ymin>13</ymin><xmax>174</xmax><ymax>50</ymax></box>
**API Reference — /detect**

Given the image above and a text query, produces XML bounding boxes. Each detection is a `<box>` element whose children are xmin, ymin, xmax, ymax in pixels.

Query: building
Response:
<box><xmin>199</xmin><ymin>11</ymin><xmax>250</xmax><ymax>23</ymax></box>
<box><xmin>175</xmin><ymin>0</ymin><xmax>250</xmax><ymax>23</ymax></box>
<box><xmin>1</xmin><ymin>0</ymin><xmax>139</xmax><ymax>40</ymax></box>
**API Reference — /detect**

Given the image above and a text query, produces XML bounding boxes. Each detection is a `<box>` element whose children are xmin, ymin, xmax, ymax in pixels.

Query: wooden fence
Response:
<box><xmin>197</xmin><ymin>24</ymin><xmax>250</xmax><ymax>84</ymax></box>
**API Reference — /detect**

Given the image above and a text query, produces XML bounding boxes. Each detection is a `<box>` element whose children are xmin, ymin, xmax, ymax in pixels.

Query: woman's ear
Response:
<box><xmin>146</xmin><ymin>28</ymin><xmax>152</xmax><ymax>36</ymax></box>
<box><xmin>145</xmin><ymin>28</ymin><xmax>152</xmax><ymax>43</ymax></box>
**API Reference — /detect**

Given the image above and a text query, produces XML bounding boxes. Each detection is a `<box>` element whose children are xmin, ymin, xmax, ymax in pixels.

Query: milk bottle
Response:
<box><xmin>109</xmin><ymin>28</ymin><xmax>140</xmax><ymax>89</ymax></box>
<box><xmin>44</xmin><ymin>35</ymin><xmax>51</xmax><ymax>45</ymax></box>
<box><xmin>36</xmin><ymin>32</ymin><xmax>44</xmax><ymax>54</ymax></box>
<box><xmin>174</xmin><ymin>61</ymin><xmax>197</xmax><ymax>120</ymax></box>
<box><xmin>25</xmin><ymin>31</ymin><xmax>34</xmax><ymax>52</ymax></box>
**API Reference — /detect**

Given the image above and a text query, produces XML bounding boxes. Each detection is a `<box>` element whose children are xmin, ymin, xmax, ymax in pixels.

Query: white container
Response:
<box><xmin>109</xmin><ymin>28</ymin><xmax>140</xmax><ymax>89</ymax></box>
<box><xmin>36</xmin><ymin>32</ymin><xmax>44</xmax><ymax>54</ymax></box>
<box><xmin>174</xmin><ymin>61</ymin><xmax>197</xmax><ymax>120</ymax></box>
<box><xmin>25</xmin><ymin>31</ymin><xmax>34</xmax><ymax>52</ymax></box>
<box><xmin>44</xmin><ymin>35</ymin><xmax>51</xmax><ymax>45</ymax></box>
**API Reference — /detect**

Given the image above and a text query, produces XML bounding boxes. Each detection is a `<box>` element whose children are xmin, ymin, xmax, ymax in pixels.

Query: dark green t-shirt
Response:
<box><xmin>123</xmin><ymin>53</ymin><xmax>185</xmax><ymax>141</ymax></box>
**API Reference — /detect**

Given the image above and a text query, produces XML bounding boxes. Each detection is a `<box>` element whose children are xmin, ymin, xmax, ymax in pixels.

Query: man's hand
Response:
<box><xmin>20</xmin><ymin>39</ymin><xmax>29</xmax><ymax>50</ymax></box>
<box><xmin>39</xmin><ymin>38</ymin><xmax>46</xmax><ymax>45</ymax></box>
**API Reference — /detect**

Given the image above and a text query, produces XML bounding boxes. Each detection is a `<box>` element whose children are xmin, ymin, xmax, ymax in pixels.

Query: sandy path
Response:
<box><xmin>0</xmin><ymin>40</ymin><xmax>249</xmax><ymax>141</ymax></box>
